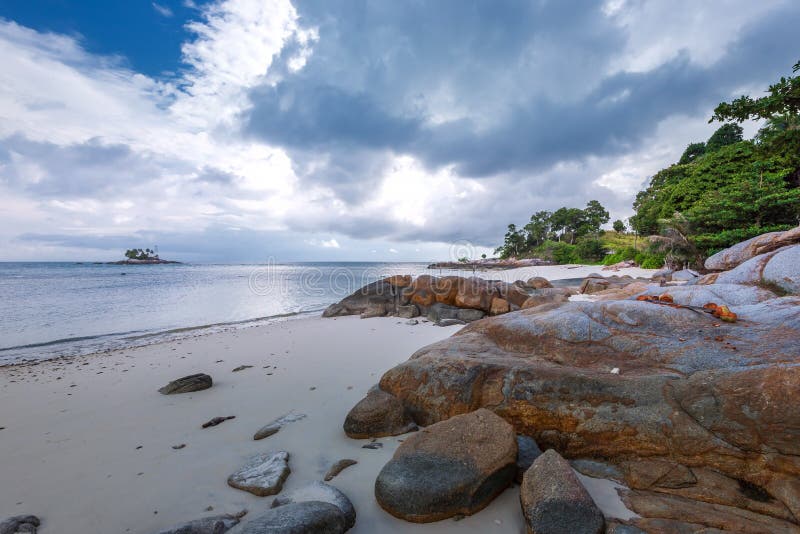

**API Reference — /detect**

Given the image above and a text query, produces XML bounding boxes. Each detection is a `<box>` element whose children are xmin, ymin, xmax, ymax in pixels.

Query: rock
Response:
<box><xmin>579</xmin><ymin>277</ymin><xmax>611</xmax><ymax>294</ymax></box>
<box><xmin>454</xmin><ymin>277</ymin><xmax>497</xmax><ymax>311</ymax></box>
<box><xmin>635</xmin><ymin>283</ymin><xmax>776</xmax><ymax>307</ymax></box>
<box><xmin>158</xmin><ymin>373</ymin><xmax>212</xmax><ymax>394</ymax></box>
<box><xmin>396</xmin><ymin>304</ymin><xmax>419</xmax><ymax>319</ymax></box>
<box><xmin>361</xmin><ymin>442</ymin><xmax>383</xmax><ymax>449</ymax></box>
<box><xmin>436</xmin><ymin>318</ymin><xmax>466</xmax><ymax>327</ymax></box>
<box><xmin>253</xmin><ymin>413</ymin><xmax>306</xmax><ymax>440</ymax></box>
<box><xmin>227</xmin><ymin>452</ymin><xmax>291</xmax><ymax>497</ymax></box>
<box><xmin>343</xmin><ymin>387</ymin><xmax>417</xmax><ymax>439</ymax></box>
<box><xmin>515</xmin><ymin>435</ymin><xmax>542</xmax><ymax>483</ymax></box>
<box><xmin>377</xmin><ymin>296</ymin><xmax>800</xmax><ymax>523</ymax></box>
<box><xmin>0</xmin><ymin>515</ymin><xmax>40</xmax><ymax>534</ymax></box>
<box><xmin>526</xmin><ymin>277</ymin><xmax>553</xmax><ymax>289</ymax></box>
<box><xmin>705</xmin><ymin>226</ymin><xmax>800</xmax><ymax>271</ymax></box>
<box><xmin>671</xmin><ymin>269</ymin><xmax>699</xmax><ymax>282</ymax></box>
<box><xmin>324</xmin><ymin>459</ymin><xmax>357</xmax><ymax>481</ymax></box>
<box><xmin>489</xmin><ymin>297</ymin><xmax>511</xmax><ymax>315</ymax></box>
<box><xmin>650</xmin><ymin>268</ymin><xmax>673</xmax><ymax>282</ymax></box>
<box><xmin>374</xmin><ymin>408</ymin><xmax>517</xmax><ymax>522</ymax></box>
<box><xmin>322</xmin><ymin>277</ymin><xmax>408</xmax><ymax>318</ymax></box>
<box><xmin>426</xmin><ymin>303</ymin><xmax>460</xmax><ymax>323</ymax></box>
<box><xmin>405</xmin><ymin>319</ymin><xmax>419</xmax><ymax>325</ymax></box>
<box><xmin>202</xmin><ymin>416</ymin><xmax>235</xmax><ymax>428</ymax></box>
<box><xmin>592</xmin><ymin>282</ymin><xmax>651</xmax><ymax>301</ymax></box>
<box><xmin>227</xmin><ymin>502</ymin><xmax>345</xmax><ymax>534</ymax></box>
<box><xmin>520</xmin><ymin>449</ymin><xmax>604</xmax><ymax>534</ymax></box>
<box><xmin>359</xmin><ymin>299</ymin><xmax>387</xmax><ymax>318</ymax></box>
<box><xmin>521</xmin><ymin>288</ymin><xmax>572</xmax><ymax>309</ymax></box>
<box><xmin>762</xmin><ymin>245</ymin><xmax>800</xmax><ymax>294</ymax></box>
<box><xmin>456</xmin><ymin>308</ymin><xmax>486</xmax><ymax>322</ymax></box>
<box><xmin>271</xmin><ymin>481</ymin><xmax>356</xmax><ymax>530</ymax></box>
<box><xmin>232</xmin><ymin>365</ymin><xmax>253</xmax><ymax>372</ymax></box>
<box><xmin>498</xmin><ymin>282</ymin><xmax>532</xmax><ymax>307</ymax></box>
<box><xmin>157</xmin><ymin>511</ymin><xmax>246</xmax><ymax>534</ymax></box>
<box><xmin>570</xmin><ymin>459</ymin><xmax>624</xmax><ymax>483</ymax></box>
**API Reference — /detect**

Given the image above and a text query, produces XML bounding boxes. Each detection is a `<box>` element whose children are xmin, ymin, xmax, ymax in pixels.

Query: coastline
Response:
<box><xmin>0</xmin><ymin>314</ymin><xmax>633</xmax><ymax>533</ymax></box>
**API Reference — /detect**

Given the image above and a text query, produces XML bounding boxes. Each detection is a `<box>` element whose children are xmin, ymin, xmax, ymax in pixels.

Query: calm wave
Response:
<box><xmin>0</xmin><ymin>262</ymin><xmax>440</xmax><ymax>365</ymax></box>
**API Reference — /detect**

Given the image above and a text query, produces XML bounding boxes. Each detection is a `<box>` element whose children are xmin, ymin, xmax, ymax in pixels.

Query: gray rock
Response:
<box><xmin>426</xmin><ymin>303</ymin><xmax>460</xmax><ymax>323</ymax></box>
<box><xmin>271</xmin><ymin>481</ymin><xmax>356</xmax><ymax>530</ymax></box>
<box><xmin>227</xmin><ymin>452</ymin><xmax>291</xmax><ymax>496</ymax></box>
<box><xmin>227</xmin><ymin>502</ymin><xmax>345</xmax><ymax>534</ymax></box>
<box><xmin>705</xmin><ymin>227</ymin><xmax>800</xmax><ymax>271</ymax></box>
<box><xmin>405</xmin><ymin>319</ymin><xmax>419</xmax><ymax>325</ymax></box>
<box><xmin>343</xmin><ymin>387</ymin><xmax>416</xmax><ymax>439</ymax></box>
<box><xmin>520</xmin><ymin>449</ymin><xmax>604</xmax><ymax>534</ymax></box>
<box><xmin>762</xmin><ymin>245</ymin><xmax>800</xmax><ymax>295</ymax></box>
<box><xmin>159</xmin><ymin>373</ymin><xmax>212</xmax><ymax>395</ymax></box>
<box><xmin>0</xmin><ymin>516</ymin><xmax>39</xmax><ymax>534</ymax></box>
<box><xmin>157</xmin><ymin>512</ymin><xmax>246</xmax><ymax>534</ymax></box>
<box><xmin>375</xmin><ymin>409</ymin><xmax>517</xmax><ymax>522</ymax></box>
<box><xmin>254</xmin><ymin>413</ymin><xmax>306</xmax><ymax>440</ymax></box>
<box><xmin>671</xmin><ymin>269</ymin><xmax>699</xmax><ymax>282</ymax></box>
<box><xmin>396</xmin><ymin>304</ymin><xmax>419</xmax><ymax>319</ymax></box>
<box><xmin>570</xmin><ymin>459</ymin><xmax>624</xmax><ymax>483</ymax></box>
<box><xmin>436</xmin><ymin>318</ymin><xmax>466</xmax><ymax>327</ymax></box>
<box><xmin>456</xmin><ymin>308</ymin><xmax>486</xmax><ymax>322</ymax></box>
<box><xmin>650</xmin><ymin>268</ymin><xmax>673</xmax><ymax>282</ymax></box>
<box><xmin>324</xmin><ymin>459</ymin><xmax>357</xmax><ymax>482</ymax></box>
<box><xmin>359</xmin><ymin>300</ymin><xmax>387</xmax><ymax>318</ymax></box>
<box><xmin>322</xmin><ymin>276</ymin><xmax>410</xmax><ymax>318</ymax></box>
<box><xmin>515</xmin><ymin>435</ymin><xmax>543</xmax><ymax>483</ymax></box>
<box><xmin>635</xmin><ymin>283</ymin><xmax>776</xmax><ymax>307</ymax></box>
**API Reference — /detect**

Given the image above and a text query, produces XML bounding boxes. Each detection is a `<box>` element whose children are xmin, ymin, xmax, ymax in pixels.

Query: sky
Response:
<box><xmin>0</xmin><ymin>0</ymin><xmax>798</xmax><ymax>262</ymax></box>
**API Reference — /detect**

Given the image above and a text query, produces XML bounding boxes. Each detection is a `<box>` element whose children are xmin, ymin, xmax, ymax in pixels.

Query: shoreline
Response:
<box><xmin>1</xmin><ymin>264</ymin><xmax>655</xmax><ymax>368</ymax></box>
<box><xmin>0</xmin><ymin>315</ymin><xmax>634</xmax><ymax>533</ymax></box>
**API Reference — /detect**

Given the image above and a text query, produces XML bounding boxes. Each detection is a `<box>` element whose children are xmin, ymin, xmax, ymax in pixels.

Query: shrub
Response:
<box><xmin>574</xmin><ymin>238</ymin><xmax>607</xmax><ymax>263</ymax></box>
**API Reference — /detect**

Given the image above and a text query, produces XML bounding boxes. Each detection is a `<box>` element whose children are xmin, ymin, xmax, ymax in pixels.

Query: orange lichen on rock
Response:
<box><xmin>704</xmin><ymin>303</ymin><xmax>738</xmax><ymax>323</ymax></box>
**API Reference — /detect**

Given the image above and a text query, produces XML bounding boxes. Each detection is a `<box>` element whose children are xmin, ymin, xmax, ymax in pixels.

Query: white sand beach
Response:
<box><xmin>0</xmin><ymin>313</ymin><xmax>635</xmax><ymax>534</ymax></box>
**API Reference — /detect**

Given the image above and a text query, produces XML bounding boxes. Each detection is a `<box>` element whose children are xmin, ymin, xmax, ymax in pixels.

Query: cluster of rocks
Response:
<box><xmin>323</xmin><ymin>274</ymin><xmax>576</xmax><ymax>325</ymax></box>
<box><xmin>154</xmin><ymin>374</ymin><xmax>357</xmax><ymax>533</ymax></box>
<box><xmin>427</xmin><ymin>258</ymin><xmax>553</xmax><ymax>270</ymax></box>
<box><xmin>340</xmin><ymin>227</ymin><xmax>800</xmax><ymax>531</ymax></box>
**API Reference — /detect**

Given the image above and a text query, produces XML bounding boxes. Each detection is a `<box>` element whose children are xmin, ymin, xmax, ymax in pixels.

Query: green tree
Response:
<box><xmin>523</xmin><ymin>210</ymin><xmax>552</xmax><ymax>248</ymax></box>
<box><xmin>678</xmin><ymin>142</ymin><xmax>706</xmax><ymax>164</ymax></box>
<box><xmin>495</xmin><ymin>223</ymin><xmax>526</xmax><ymax>258</ymax></box>
<box><xmin>711</xmin><ymin>60</ymin><xmax>800</xmax><ymax>123</ymax></box>
<box><xmin>583</xmin><ymin>200</ymin><xmax>610</xmax><ymax>234</ymax></box>
<box><xmin>612</xmin><ymin>219</ymin><xmax>626</xmax><ymax>233</ymax></box>
<box><xmin>706</xmin><ymin>123</ymin><xmax>743</xmax><ymax>152</ymax></box>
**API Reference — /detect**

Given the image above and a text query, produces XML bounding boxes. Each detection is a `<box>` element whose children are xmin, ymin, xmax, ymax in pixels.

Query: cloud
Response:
<box><xmin>0</xmin><ymin>0</ymin><xmax>798</xmax><ymax>260</ymax></box>
<box><xmin>152</xmin><ymin>2</ymin><xmax>174</xmax><ymax>17</ymax></box>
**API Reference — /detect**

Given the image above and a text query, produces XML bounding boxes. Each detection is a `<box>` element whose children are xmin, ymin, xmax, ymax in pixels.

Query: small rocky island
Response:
<box><xmin>107</xmin><ymin>248</ymin><xmax>181</xmax><ymax>265</ymax></box>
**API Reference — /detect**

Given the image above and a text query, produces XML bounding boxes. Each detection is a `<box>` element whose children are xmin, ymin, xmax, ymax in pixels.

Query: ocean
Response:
<box><xmin>0</xmin><ymin>261</ymin><xmax>442</xmax><ymax>365</ymax></box>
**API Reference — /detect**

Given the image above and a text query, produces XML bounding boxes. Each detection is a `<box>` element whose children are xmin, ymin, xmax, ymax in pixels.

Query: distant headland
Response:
<box><xmin>106</xmin><ymin>248</ymin><xmax>181</xmax><ymax>265</ymax></box>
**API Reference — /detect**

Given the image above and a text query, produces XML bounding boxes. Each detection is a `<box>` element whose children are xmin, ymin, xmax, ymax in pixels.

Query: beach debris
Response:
<box><xmin>0</xmin><ymin>515</ymin><xmax>40</xmax><ymax>534</ymax></box>
<box><xmin>362</xmin><ymin>442</ymin><xmax>383</xmax><ymax>450</ymax></box>
<box><xmin>155</xmin><ymin>510</ymin><xmax>247</xmax><ymax>534</ymax></box>
<box><xmin>343</xmin><ymin>386</ymin><xmax>417</xmax><ymax>439</ymax></box>
<box><xmin>610</xmin><ymin>367</ymin><xmax>620</xmax><ymax>374</ymax></box>
<box><xmin>234</xmin><ymin>501</ymin><xmax>345</xmax><ymax>533</ymax></box>
<box><xmin>405</xmin><ymin>319</ymin><xmax>419</xmax><ymax>326</ymax></box>
<box><xmin>202</xmin><ymin>416</ymin><xmax>235</xmax><ymax>429</ymax></box>
<box><xmin>520</xmin><ymin>450</ymin><xmax>604</xmax><ymax>534</ymax></box>
<box><xmin>375</xmin><ymin>409</ymin><xmax>516</xmax><ymax>522</ymax></box>
<box><xmin>227</xmin><ymin>451</ymin><xmax>290</xmax><ymax>497</ymax></box>
<box><xmin>172</xmin><ymin>444</ymin><xmax>186</xmax><ymax>450</ymax></box>
<box><xmin>158</xmin><ymin>373</ymin><xmax>212</xmax><ymax>395</ymax></box>
<box><xmin>271</xmin><ymin>481</ymin><xmax>356</xmax><ymax>530</ymax></box>
<box><xmin>232</xmin><ymin>365</ymin><xmax>253</xmax><ymax>372</ymax></box>
<box><xmin>324</xmin><ymin>459</ymin><xmax>358</xmax><ymax>481</ymax></box>
<box><xmin>253</xmin><ymin>413</ymin><xmax>307</xmax><ymax>440</ymax></box>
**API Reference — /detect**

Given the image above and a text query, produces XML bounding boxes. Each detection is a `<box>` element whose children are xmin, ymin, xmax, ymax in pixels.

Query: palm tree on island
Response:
<box><xmin>112</xmin><ymin>247</ymin><xmax>180</xmax><ymax>264</ymax></box>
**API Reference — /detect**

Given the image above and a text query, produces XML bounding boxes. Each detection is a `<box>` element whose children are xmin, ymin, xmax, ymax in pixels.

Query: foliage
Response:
<box><xmin>631</xmin><ymin>61</ymin><xmax>800</xmax><ymax>258</ymax></box>
<box><xmin>495</xmin><ymin>200</ymin><xmax>610</xmax><ymax>259</ymax></box>
<box><xmin>612</xmin><ymin>219</ymin><xmax>626</xmax><ymax>233</ymax></box>
<box><xmin>648</xmin><ymin>212</ymin><xmax>703</xmax><ymax>269</ymax></box>
<box><xmin>124</xmin><ymin>248</ymin><xmax>158</xmax><ymax>260</ymax></box>
<box><xmin>574</xmin><ymin>237</ymin><xmax>606</xmax><ymax>263</ymax></box>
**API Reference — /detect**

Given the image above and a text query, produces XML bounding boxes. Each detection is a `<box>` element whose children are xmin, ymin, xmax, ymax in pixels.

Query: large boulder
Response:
<box><xmin>158</xmin><ymin>373</ymin><xmax>212</xmax><ymax>394</ymax></box>
<box><xmin>322</xmin><ymin>276</ymin><xmax>409</xmax><ymax>317</ymax></box>
<box><xmin>374</xmin><ymin>408</ymin><xmax>517</xmax><ymax>522</ymax></box>
<box><xmin>343</xmin><ymin>387</ymin><xmax>416</xmax><ymax>439</ymax></box>
<box><xmin>525</xmin><ymin>277</ymin><xmax>553</xmax><ymax>289</ymax></box>
<box><xmin>377</xmin><ymin>296</ymin><xmax>800</xmax><ymax>526</ymax></box>
<box><xmin>271</xmin><ymin>481</ymin><xmax>356</xmax><ymax>530</ymax></box>
<box><xmin>520</xmin><ymin>449</ymin><xmax>604</xmax><ymax>534</ymax></box>
<box><xmin>714</xmin><ymin>245</ymin><xmax>799</xmax><ymax>295</ymax></box>
<box><xmin>705</xmin><ymin>226</ymin><xmax>800</xmax><ymax>271</ymax></box>
<box><xmin>227</xmin><ymin>502</ymin><xmax>345</xmax><ymax>534</ymax></box>
<box><xmin>521</xmin><ymin>288</ymin><xmax>573</xmax><ymax>309</ymax></box>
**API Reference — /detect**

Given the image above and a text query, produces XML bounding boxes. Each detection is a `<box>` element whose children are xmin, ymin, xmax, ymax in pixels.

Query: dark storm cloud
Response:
<box><xmin>242</xmin><ymin>0</ymin><xmax>800</xmax><ymax>217</ymax></box>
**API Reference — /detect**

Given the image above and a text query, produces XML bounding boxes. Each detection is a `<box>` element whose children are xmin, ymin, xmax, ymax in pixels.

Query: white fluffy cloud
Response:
<box><xmin>0</xmin><ymin>0</ymin><xmax>797</xmax><ymax>260</ymax></box>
